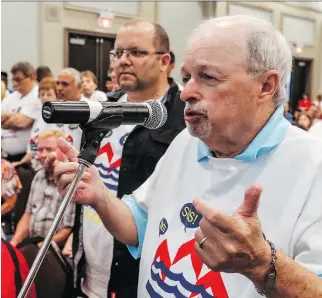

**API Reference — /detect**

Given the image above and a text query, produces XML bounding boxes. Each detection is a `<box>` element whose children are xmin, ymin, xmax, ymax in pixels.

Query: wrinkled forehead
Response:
<box><xmin>38</xmin><ymin>136</ymin><xmax>58</xmax><ymax>148</ymax></box>
<box><xmin>57</xmin><ymin>72</ymin><xmax>74</xmax><ymax>83</ymax></box>
<box><xmin>182</xmin><ymin>27</ymin><xmax>248</xmax><ymax>72</ymax></box>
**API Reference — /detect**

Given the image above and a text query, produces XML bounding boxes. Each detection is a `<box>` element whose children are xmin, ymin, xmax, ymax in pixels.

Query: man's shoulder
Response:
<box><xmin>164</xmin><ymin>81</ymin><xmax>185</xmax><ymax>121</ymax></box>
<box><xmin>106</xmin><ymin>89</ymin><xmax>126</xmax><ymax>102</ymax></box>
<box><xmin>159</xmin><ymin>129</ymin><xmax>196</xmax><ymax>159</ymax></box>
<box><xmin>24</xmin><ymin>86</ymin><xmax>39</xmax><ymax>101</ymax></box>
<box><xmin>281</xmin><ymin>125</ymin><xmax>322</xmax><ymax>163</ymax></box>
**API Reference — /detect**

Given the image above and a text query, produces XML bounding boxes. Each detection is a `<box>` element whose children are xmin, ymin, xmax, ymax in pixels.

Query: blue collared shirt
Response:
<box><xmin>197</xmin><ymin>104</ymin><xmax>290</xmax><ymax>162</ymax></box>
<box><xmin>123</xmin><ymin>104</ymin><xmax>290</xmax><ymax>258</ymax></box>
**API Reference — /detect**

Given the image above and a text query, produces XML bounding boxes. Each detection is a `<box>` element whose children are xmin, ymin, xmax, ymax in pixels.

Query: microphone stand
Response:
<box><xmin>18</xmin><ymin>124</ymin><xmax>111</xmax><ymax>298</ymax></box>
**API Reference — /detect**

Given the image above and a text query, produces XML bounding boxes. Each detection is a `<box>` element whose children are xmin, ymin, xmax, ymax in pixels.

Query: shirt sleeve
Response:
<box><xmin>25</xmin><ymin>172</ymin><xmax>39</xmax><ymax>213</ymax></box>
<box><xmin>97</xmin><ymin>91</ymin><xmax>107</xmax><ymax>102</ymax></box>
<box><xmin>122</xmin><ymin>194</ymin><xmax>148</xmax><ymax>259</ymax></box>
<box><xmin>292</xmin><ymin>162</ymin><xmax>322</xmax><ymax>277</ymax></box>
<box><xmin>62</xmin><ymin>201</ymin><xmax>76</xmax><ymax>228</ymax></box>
<box><xmin>1</xmin><ymin>95</ymin><xmax>11</xmax><ymax>112</ymax></box>
<box><xmin>122</xmin><ymin>152</ymin><xmax>168</xmax><ymax>259</ymax></box>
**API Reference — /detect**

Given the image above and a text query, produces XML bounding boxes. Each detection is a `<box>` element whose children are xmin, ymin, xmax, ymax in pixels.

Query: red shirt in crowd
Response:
<box><xmin>298</xmin><ymin>97</ymin><xmax>312</xmax><ymax>111</ymax></box>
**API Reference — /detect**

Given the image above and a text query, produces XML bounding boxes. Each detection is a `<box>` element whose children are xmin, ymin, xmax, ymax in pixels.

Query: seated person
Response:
<box><xmin>12</xmin><ymin>77</ymin><xmax>83</xmax><ymax>172</ymax></box>
<box><xmin>10</xmin><ymin>129</ymin><xmax>75</xmax><ymax>248</ymax></box>
<box><xmin>297</xmin><ymin>111</ymin><xmax>313</xmax><ymax>131</ymax></box>
<box><xmin>81</xmin><ymin>70</ymin><xmax>107</xmax><ymax>101</ymax></box>
<box><xmin>1</xmin><ymin>159</ymin><xmax>22</xmax><ymax>237</ymax></box>
<box><xmin>297</xmin><ymin>93</ymin><xmax>312</xmax><ymax>111</ymax></box>
<box><xmin>1</xmin><ymin>62</ymin><xmax>40</xmax><ymax>163</ymax></box>
<box><xmin>1</xmin><ymin>80</ymin><xmax>6</xmax><ymax>101</ymax></box>
<box><xmin>1</xmin><ymin>239</ymin><xmax>37</xmax><ymax>298</ymax></box>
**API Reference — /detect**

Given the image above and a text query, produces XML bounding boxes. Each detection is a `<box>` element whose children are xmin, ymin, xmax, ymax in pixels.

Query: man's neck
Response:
<box><xmin>71</xmin><ymin>92</ymin><xmax>82</xmax><ymax>101</ymax></box>
<box><xmin>127</xmin><ymin>79</ymin><xmax>169</xmax><ymax>103</ymax></box>
<box><xmin>21</xmin><ymin>83</ymin><xmax>35</xmax><ymax>97</ymax></box>
<box><xmin>206</xmin><ymin>106</ymin><xmax>277</xmax><ymax>159</ymax></box>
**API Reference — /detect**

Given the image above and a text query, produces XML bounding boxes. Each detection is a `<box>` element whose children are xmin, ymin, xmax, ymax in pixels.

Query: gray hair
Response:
<box><xmin>11</xmin><ymin>61</ymin><xmax>36</xmax><ymax>78</ymax></box>
<box><xmin>190</xmin><ymin>15</ymin><xmax>293</xmax><ymax>105</ymax></box>
<box><xmin>61</xmin><ymin>67</ymin><xmax>81</xmax><ymax>87</ymax></box>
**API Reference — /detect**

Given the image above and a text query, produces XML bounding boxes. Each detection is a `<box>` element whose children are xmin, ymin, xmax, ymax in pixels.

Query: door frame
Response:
<box><xmin>64</xmin><ymin>28</ymin><xmax>116</xmax><ymax>68</ymax></box>
<box><xmin>290</xmin><ymin>57</ymin><xmax>313</xmax><ymax>111</ymax></box>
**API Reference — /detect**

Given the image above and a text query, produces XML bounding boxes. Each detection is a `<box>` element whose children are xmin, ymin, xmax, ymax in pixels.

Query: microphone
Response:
<box><xmin>42</xmin><ymin>100</ymin><xmax>168</xmax><ymax>130</ymax></box>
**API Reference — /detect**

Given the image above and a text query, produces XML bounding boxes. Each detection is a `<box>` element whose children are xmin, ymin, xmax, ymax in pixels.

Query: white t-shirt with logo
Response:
<box><xmin>125</xmin><ymin>127</ymin><xmax>322</xmax><ymax>298</ymax></box>
<box><xmin>82</xmin><ymin>94</ymin><xmax>135</xmax><ymax>298</ymax></box>
<box><xmin>309</xmin><ymin>120</ymin><xmax>322</xmax><ymax>140</ymax></box>
<box><xmin>1</xmin><ymin>87</ymin><xmax>41</xmax><ymax>155</ymax></box>
<box><xmin>27</xmin><ymin>117</ymin><xmax>83</xmax><ymax>171</ymax></box>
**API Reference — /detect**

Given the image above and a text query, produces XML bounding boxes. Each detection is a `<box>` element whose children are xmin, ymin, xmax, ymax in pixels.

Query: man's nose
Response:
<box><xmin>119</xmin><ymin>53</ymin><xmax>131</xmax><ymax>66</ymax></box>
<box><xmin>180</xmin><ymin>79</ymin><xmax>201</xmax><ymax>102</ymax></box>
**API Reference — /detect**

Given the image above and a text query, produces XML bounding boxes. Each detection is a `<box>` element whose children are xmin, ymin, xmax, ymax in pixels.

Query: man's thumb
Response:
<box><xmin>57</xmin><ymin>137</ymin><xmax>79</xmax><ymax>162</ymax></box>
<box><xmin>236</xmin><ymin>185</ymin><xmax>263</xmax><ymax>218</ymax></box>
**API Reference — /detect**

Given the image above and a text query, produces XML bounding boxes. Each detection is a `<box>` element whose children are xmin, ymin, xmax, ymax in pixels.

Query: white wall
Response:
<box><xmin>65</xmin><ymin>2</ymin><xmax>140</xmax><ymax>16</ymax></box>
<box><xmin>39</xmin><ymin>2</ymin><xmax>155</xmax><ymax>77</ymax></box>
<box><xmin>157</xmin><ymin>2</ymin><xmax>204</xmax><ymax>82</ymax></box>
<box><xmin>1</xmin><ymin>2</ymin><xmax>39</xmax><ymax>86</ymax></box>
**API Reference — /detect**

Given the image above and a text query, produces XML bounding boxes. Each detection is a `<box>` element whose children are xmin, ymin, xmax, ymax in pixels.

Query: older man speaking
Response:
<box><xmin>49</xmin><ymin>16</ymin><xmax>322</xmax><ymax>297</ymax></box>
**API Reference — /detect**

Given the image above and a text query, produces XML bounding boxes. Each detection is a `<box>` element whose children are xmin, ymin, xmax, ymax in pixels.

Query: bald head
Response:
<box><xmin>187</xmin><ymin>15</ymin><xmax>292</xmax><ymax>104</ymax></box>
<box><xmin>119</xmin><ymin>19</ymin><xmax>169</xmax><ymax>53</ymax></box>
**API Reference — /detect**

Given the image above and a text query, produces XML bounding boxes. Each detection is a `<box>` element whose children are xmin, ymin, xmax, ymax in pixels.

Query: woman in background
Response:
<box><xmin>1</xmin><ymin>159</ymin><xmax>22</xmax><ymax>238</ymax></box>
<box><xmin>297</xmin><ymin>93</ymin><xmax>312</xmax><ymax>111</ymax></box>
<box><xmin>1</xmin><ymin>81</ymin><xmax>7</xmax><ymax>100</ymax></box>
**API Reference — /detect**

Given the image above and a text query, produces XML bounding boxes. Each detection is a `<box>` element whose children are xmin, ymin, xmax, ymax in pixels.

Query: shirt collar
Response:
<box><xmin>197</xmin><ymin>104</ymin><xmax>290</xmax><ymax>162</ymax></box>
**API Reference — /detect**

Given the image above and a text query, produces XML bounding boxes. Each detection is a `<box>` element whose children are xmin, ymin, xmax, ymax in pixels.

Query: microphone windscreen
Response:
<box><xmin>144</xmin><ymin>100</ymin><xmax>168</xmax><ymax>129</ymax></box>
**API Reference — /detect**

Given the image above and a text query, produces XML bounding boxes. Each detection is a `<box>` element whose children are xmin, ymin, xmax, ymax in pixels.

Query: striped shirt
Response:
<box><xmin>25</xmin><ymin>169</ymin><xmax>75</xmax><ymax>238</ymax></box>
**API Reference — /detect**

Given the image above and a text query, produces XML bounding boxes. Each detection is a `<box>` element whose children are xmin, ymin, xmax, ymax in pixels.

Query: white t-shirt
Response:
<box><xmin>27</xmin><ymin>117</ymin><xmax>83</xmax><ymax>171</ymax></box>
<box><xmin>81</xmin><ymin>94</ymin><xmax>135</xmax><ymax>298</ymax></box>
<box><xmin>125</xmin><ymin>126</ymin><xmax>322</xmax><ymax>298</ymax></box>
<box><xmin>84</xmin><ymin>90</ymin><xmax>107</xmax><ymax>102</ymax></box>
<box><xmin>1</xmin><ymin>86</ymin><xmax>40</xmax><ymax>155</ymax></box>
<box><xmin>309</xmin><ymin>120</ymin><xmax>322</xmax><ymax>140</ymax></box>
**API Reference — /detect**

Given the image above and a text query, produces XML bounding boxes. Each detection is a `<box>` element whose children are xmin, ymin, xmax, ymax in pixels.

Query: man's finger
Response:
<box><xmin>236</xmin><ymin>184</ymin><xmax>262</xmax><ymax>218</ymax></box>
<box><xmin>53</xmin><ymin>162</ymin><xmax>79</xmax><ymax>185</ymax></box>
<box><xmin>57</xmin><ymin>137</ymin><xmax>79</xmax><ymax>162</ymax></box>
<box><xmin>46</xmin><ymin>152</ymin><xmax>58</xmax><ymax>169</ymax></box>
<box><xmin>193</xmin><ymin>198</ymin><xmax>235</xmax><ymax>233</ymax></box>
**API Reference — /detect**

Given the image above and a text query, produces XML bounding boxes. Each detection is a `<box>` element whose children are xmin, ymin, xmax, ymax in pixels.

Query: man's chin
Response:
<box><xmin>120</xmin><ymin>81</ymin><xmax>137</xmax><ymax>92</ymax></box>
<box><xmin>186</xmin><ymin>122</ymin><xmax>212</xmax><ymax>139</ymax></box>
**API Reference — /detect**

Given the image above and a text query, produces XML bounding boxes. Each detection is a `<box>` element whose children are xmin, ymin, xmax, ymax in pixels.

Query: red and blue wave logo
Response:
<box><xmin>146</xmin><ymin>239</ymin><xmax>228</xmax><ymax>297</ymax></box>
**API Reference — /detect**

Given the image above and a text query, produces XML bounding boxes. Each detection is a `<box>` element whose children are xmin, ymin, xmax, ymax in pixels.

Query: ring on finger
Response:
<box><xmin>199</xmin><ymin>237</ymin><xmax>209</xmax><ymax>249</ymax></box>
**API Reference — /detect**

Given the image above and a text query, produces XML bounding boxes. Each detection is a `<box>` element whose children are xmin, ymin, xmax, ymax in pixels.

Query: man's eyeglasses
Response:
<box><xmin>110</xmin><ymin>49</ymin><xmax>166</xmax><ymax>59</ymax></box>
<box><xmin>12</xmin><ymin>77</ymin><xmax>27</xmax><ymax>83</ymax></box>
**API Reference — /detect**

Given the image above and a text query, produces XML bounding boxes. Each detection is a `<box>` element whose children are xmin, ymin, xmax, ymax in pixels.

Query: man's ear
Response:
<box><xmin>257</xmin><ymin>70</ymin><xmax>279</xmax><ymax>103</ymax></box>
<box><xmin>160</xmin><ymin>53</ymin><xmax>171</xmax><ymax>72</ymax></box>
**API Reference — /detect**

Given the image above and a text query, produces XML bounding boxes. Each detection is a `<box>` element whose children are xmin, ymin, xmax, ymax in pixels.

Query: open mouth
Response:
<box><xmin>184</xmin><ymin>110</ymin><xmax>205</xmax><ymax>117</ymax></box>
<box><xmin>184</xmin><ymin>110</ymin><xmax>206</xmax><ymax>121</ymax></box>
